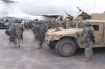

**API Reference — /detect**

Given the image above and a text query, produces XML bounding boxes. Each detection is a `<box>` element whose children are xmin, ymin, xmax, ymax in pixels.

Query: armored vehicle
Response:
<box><xmin>45</xmin><ymin>7</ymin><xmax>105</xmax><ymax>57</ymax></box>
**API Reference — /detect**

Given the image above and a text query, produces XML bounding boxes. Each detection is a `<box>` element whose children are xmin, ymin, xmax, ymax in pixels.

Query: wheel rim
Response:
<box><xmin>62</xmin><ymin>43</ymin><xmax>72</xmax><ymax>53</ymax></box>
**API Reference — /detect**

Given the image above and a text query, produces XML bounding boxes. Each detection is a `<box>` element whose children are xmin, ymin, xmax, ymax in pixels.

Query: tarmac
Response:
<box><xmin>0</xmin><ymin>29</ymin><xmax>105</xmax><ymax>69</ymax></box>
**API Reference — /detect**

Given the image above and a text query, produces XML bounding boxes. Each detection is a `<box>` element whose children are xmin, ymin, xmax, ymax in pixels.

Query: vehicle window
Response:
<box><xmin>78</xmin><ymin>22</ymin><xmax>86</xmax><ymax>29</ymax></box>
<box><xmin>93</xmin><ymin>25</ymin><xmax>99</xmax><ymax>31</ymax></box>
<box><xmin>70</xmin><ymin>22</ymin><xmax>76</xmax><ymax>28</ymax></box>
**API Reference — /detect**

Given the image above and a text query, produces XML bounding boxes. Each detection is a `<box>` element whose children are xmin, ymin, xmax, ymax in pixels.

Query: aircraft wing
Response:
<box><xmin>1</xmin><ymin>0</ymin><xmax>62</xmax><ymax>21</ymax></box>
<box><xmin>1</xmin><ymin>0</ymin><xmax>14</xmax><ymax>2</ymax></box>
<box><xmin>40</xmin><ymin>14</ymin><xmax>62</xmax><ymax>18</ymax></box>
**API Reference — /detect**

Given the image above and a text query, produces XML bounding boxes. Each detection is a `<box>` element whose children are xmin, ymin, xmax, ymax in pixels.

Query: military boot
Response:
<box><xmin>37</xmin><ymin>46</ymin><xmax>42</xmax><ymax>49</ymax></box>
<box><xmin>82</xmin><ymin>57</ymin><xmax>91</xmax><ymax>62</ymax></box>
<box><xmin>90</xmin><ymin>56</ymin><xmax>92</xmax><ymax>60</ymax></box>
<box><xmin>14</xmin><ymin>42</ymin><xmax>17</xmax><ymax>47</ymax></box>
<box><xmin>18</xmin><ymin>45</ymin><xmax>20</xmax><ymax>47</ymax></box>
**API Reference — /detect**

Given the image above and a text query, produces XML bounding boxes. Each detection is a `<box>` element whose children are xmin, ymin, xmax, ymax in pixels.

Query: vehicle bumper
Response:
<box><xmin>45</xmin><ymin>38</ymin><xmax>50</xmax><ymax>45</ymax></box>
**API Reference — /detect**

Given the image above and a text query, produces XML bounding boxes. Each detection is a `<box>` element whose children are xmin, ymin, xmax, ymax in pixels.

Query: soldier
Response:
<box><xmin>23</xmin><ymin>20</ymin><xmax>26</xmax><ymax>29</ymax></box>
<box><xmin>44</xmin><ymin>21</ymin><xmax>48</xmax><ymax>30</ymax></box>
<box><xmin>14</xmin><ymin>20</ymin><xmax>24</xmax><ymax>47</ymax></box>
<box><xmin>8</xmin><ymin>19</ymin><xmax>15</xmax><ymax>30</ymax></box>
<box><xmin>0</xmin><ymin>19</ymin><xmax>3</xmax><ymax>28</ymax></box>
<box><xmin>32</xmin><ymin>21</ymin><xmax>39</xmax><ymax>41</ymax></box>
<box><xmin>62</xmin><ymin>21</ymin><xmax>66</xmax><ymax>29</ymax></box>
<box><xmin>37</xmin><ymin>21</ymin><xmax>46</xmax><ymax>49</ymax></box>
<box><xmin>81</xmin><ymin>21</ymin><xmax>94</xmax><ymax>62</ymax></box>
<box><xmin>29</xmin><ymin>20</ymin><xmax>33</xmax><ymax>29</ymax></box>
<box><xmin>25</xmin><ymin>20</ymin><xmax>29</xmax><ymax>30</ymax></box>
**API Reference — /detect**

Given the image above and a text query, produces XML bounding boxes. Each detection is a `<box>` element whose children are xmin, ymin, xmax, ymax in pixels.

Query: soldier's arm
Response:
<box><xmin>91</xmin><ymin>27</ymin><xmax>94</xmax><ymax>36</ymax></box>
<box><xmin>81</xmin><ymin>28</ymin><xmax>88</xmax><ymax>42</ymax></box>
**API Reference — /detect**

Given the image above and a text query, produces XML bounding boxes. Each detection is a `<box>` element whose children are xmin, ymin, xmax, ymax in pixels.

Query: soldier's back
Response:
<box><xmin>38</xmin><ymin>24</ymin><xmax>46</xmax><ymax>34</ymax></box>
<box><xmin>15</xmin><ymin>23</ymin><xmax>22</xmax><ymax>33</ymax></box>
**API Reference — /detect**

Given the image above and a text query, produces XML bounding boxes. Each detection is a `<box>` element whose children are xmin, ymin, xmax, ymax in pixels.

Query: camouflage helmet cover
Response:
<box><xmin>85</xmin><ymin>21</ymin><xmax>92</xmax><ymax>26</ymax></box>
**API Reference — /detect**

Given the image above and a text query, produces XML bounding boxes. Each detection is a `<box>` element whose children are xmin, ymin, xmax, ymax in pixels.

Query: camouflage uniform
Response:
<box><xmin>37</xmin><ymin>21</ymin><xmax>46</xmax><ymax>49</ymax></box>
<box><xmin>44</xmin><ymin>21</ymin><xmax>48</xmax><ymax>30</ymax></box>
<box><xmin>14</xmin><ymin>21</ymin><xmax>23</xmax><ymax>47</ymax></box>
<box><xmin>81</xmin><ymin>21</ymin><xmax>94</xmax><ymax>62</ymax></box>
<box><xmin>24</xmin><ymin>21</ymin><xmax>27</xmax><ymax>29</ymax></box>
<box><xmin>29</xmin><ymin>20</ymin><xmax>33</xmax><ymax>29</ymax></box>
<box><xmin>62</xmin><ymin>21</ymin><xmax>66</xmax><ymax>29</ymax></box>
<box><xmin>8</xmin><ymin>22</ymin><xmax>15</xmax><ymax>30</ymax></box>
<box><xmin>0</xmin><ymin>20</ymin><xmax>3</xmax><ymax>28</ymax></box>
<box><xmin>32</xmin><ymin>21</ymin><xmax>39</xmax><ymax>40</ymax></box>
<box><xmin>25</xmin><ymin>20</ymin><xmax>29</xmax><ymax>30</ymax></box>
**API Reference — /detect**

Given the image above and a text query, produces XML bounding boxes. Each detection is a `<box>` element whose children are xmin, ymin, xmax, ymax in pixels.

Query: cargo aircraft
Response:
<box><xmin>0</xmin><ymin>0</ymin><xmax>62</xmax><ymax>21</ymax></box>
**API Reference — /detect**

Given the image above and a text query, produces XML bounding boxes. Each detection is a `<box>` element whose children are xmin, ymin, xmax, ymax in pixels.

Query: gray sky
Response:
<box><xmin>0</xmin><ymin>0</ymin><xmax>105</xmax><ymax>17</ymax></box>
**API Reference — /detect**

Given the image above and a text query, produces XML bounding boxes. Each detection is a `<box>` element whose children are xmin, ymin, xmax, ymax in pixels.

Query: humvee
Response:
<box><xmin>46</xmin><ymin>13</ymin><xmax>74</xmax><ymax>49</ymax></box>
<box><xmin>45</xmin><ymin>8</ymin><xmax>105</xmax><ymax>57</ymax></box>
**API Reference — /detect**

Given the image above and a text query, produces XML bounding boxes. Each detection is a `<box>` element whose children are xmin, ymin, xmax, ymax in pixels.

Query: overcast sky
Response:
<box><xmin>0</xmin><ymin>0</ymin><xmax>105</xmax><ymax>17</ymax></box>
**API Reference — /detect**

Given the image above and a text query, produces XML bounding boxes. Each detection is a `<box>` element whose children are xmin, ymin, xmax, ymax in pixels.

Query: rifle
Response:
<box><xmin>77</xmin><ymin>7</ymin><xmax>82</xmax><ymax>11</ymax></box>
<box><xmin>81</xmin><ymin>29</ymin><xmax>95</xmax><ymax>46</ymax></box>
<box><xmin>90</xmin><ymin>30</ymin><xmax>95</xmax><ymax>46</ymax></box>
<box><xmin>77</xmin><ymin>7</ymin><xmax>91</xmax><ymax>19</ymax></box>
<box><xmin>65</xmin><ymin>12</ymin><xmax>69</xmax><ymax>16</ymax></box>
<box><xmin>65</xmin><ymin>12</ymin><xmax>73</xmax><ymax>20</ymax></box>
<box><xmin>21</xmin><ymin>26</ymin><xmax>24</xmax><ymax>43</ymax></box>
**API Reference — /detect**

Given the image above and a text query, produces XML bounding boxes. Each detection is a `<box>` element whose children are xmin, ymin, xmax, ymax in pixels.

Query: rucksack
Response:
<box><xmin>9</xmin><ymin>36</ymin><xmax>15</xmax><ymax>42</ymax></box>
<box><xmin>10</xmin><ymin>28</ymin><xmax>15</xmax><ymax>36</ymax></box>
<box><xmin>5</xmin><ymin>29</ymin><xmax>11</xmax><ymax>36</ymax></box>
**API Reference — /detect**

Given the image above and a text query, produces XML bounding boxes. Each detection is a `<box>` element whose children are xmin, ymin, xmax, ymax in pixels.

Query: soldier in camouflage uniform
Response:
<box><xmin>61</xmin><ymin>21</ymin><xmax>66</xmax><ymax>29</ymax></box>
<box><xmin>14</xmin><ymin>20</ymin><xmax>23</xmax><ymax>47</ymax></box>
<box><xmin>32</xmin><ymin>21</ymin><xmax>39</xmax><ymax>41</ymax></box>
<box><xmin>44</xmin><ymin>21</ymin><xmax>49</xmax><ymax>30</ymax></box>
<box><xmin>8</xmin><ymin>19</ymin><xmax>15</xmax><ymax>30</ymax></box>
<box><xmin>0</xmin><ymin>19</ymin><xmax>3</xmax><ymax>28</ymax></box>
<box><xmin>81</xmin><ymin>21</ymin><xmax>94</xmax><ymax>62</ymax></box>
<box><xmin>37</xmin><ymin>21</ymin><xmax>46</xmax><ymax>49</ymax></box>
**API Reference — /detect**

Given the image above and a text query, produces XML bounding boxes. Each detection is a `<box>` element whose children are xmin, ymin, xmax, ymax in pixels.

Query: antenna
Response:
<box><xmin>94</xmin><ymin>0</ymin><xmax>95</xmax><ymax>13</ymax></box>
<box><xmin>85</xmin><ymin>4</ymin><xmax>87</xmax><ymax>12</ymax></box>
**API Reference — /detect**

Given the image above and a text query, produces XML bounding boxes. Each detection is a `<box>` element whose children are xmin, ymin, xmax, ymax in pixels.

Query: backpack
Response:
<box><xmin>10</xmin><ymin>28</ymin><xmax>15</xmax><ymax>36</ymax></box>
<box><xmin>5</xmin><ymin>29</ymin><xmax>11</xmax><ymax>36</ymax></box>
<box><xmin>9</xmin><ymin>36</ymin><xmax>15</xmax><ymax>42</ymax></box>
<box><xmin>15</xmin><ymin>23</ymin><xmax>23</xmax><ymax>33</ymax></box>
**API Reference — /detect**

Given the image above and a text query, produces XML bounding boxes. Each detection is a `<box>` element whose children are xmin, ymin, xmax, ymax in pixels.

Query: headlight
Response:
<box><xmin>45</xmin><ymin>33</ymin><xmax>54</xmax><ymax>40</ymax></box>
<box><xmin>54</xmin><ymin>34</ymin><xmax>63</xmax><ymax>40</ymax></box>
<box><xmin>49</xmin><ymin>35</ymin><xmax>54</xmax><ymax>40</ymax></box>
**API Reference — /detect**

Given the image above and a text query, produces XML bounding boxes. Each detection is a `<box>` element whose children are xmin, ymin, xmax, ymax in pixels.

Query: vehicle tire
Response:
<box><xmin>48</xmin><ymin>42</ymin><xmax>55</xmax><ymax>49</ymax></box>
<box><xmin>56</xmin><ymin>38</ymin><xmax>76</xmax><ymax>57</ymax></box>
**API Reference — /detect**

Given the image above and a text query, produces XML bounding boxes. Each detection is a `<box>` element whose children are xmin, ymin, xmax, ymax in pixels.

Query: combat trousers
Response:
<box><xmin>14</xmin><ymin>33</ymin><xmax>21</xmax><ymax>46</ymax></box>
<box><xmin>84</xmin><ymin>39</ymin><xmax>93</xmax><ymax>57</ymax></box>
<box><xmin>37</xmin><ymin>35</ymin><xmax>45</xmax><ymax>46</ymax></box>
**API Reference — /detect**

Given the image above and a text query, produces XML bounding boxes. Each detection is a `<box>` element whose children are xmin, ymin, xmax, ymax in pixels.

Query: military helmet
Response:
<box><xmin>15</xmin><ymin>19</ymin><xmax>18</xmax><ymax>23</ymax></box>
<box><xmin>16</xmin><ymin>20</ymin><xmax>21</xmax><ymax>23</ymax></box>
<box><xmin>85</xmin><ymin>21</ymin><xmax>92</xmax><ymax>26</ymax></box>
<box><xmin>39</xmin><ymin>20</ymin><xmax>43</xmax><ymax>24</ymax></box>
